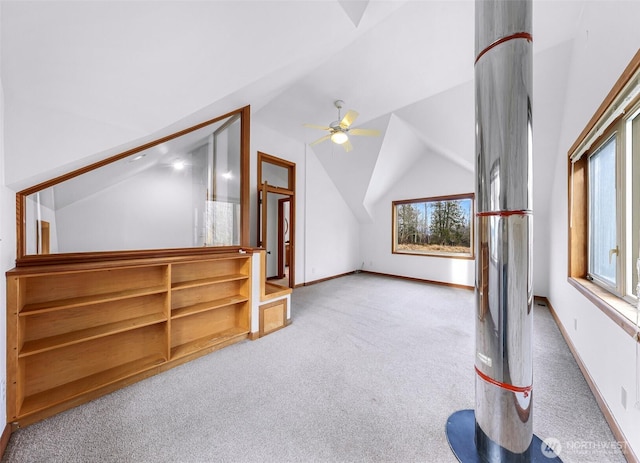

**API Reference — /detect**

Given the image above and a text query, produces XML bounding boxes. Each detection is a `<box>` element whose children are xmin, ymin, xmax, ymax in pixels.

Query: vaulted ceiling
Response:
<box><xmin>2</xmin><ymin>0</ymin><xmax>586</xmax><ymax>222</ymax></box>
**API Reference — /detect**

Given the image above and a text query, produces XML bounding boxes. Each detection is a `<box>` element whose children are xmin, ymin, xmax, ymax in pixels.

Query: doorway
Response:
<box><xmin>258</xmin><ymin>152</ymin><xmax>296</xmax><ymax>288</ymax></box>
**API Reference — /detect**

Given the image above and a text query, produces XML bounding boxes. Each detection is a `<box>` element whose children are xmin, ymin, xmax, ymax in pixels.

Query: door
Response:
<box><xmin>259</xmin><ymin>185</ymin><xmax>291</xmax><ymax>282</ymax></box>
<box><xmin>278</xmin><ymin>197</ymin><xmax>290</xmax><ymax>279</ymax></box>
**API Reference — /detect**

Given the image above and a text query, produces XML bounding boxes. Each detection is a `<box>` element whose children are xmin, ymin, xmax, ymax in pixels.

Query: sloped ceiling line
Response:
<box><xmin>338</xmin><ymin>0</ymin><xmax>369</xmax><ymax>28</ymax></box>
<box><xmin>362</xmin><ymin>113</ymin><xmax>426</xmax><ymax>216</ymax></box>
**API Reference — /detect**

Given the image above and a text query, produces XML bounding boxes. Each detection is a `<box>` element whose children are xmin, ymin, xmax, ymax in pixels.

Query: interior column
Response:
<box><xmin>446</xmin><ymin>1</ymin><xmax>562</xmax><ymax>461</ymax></box>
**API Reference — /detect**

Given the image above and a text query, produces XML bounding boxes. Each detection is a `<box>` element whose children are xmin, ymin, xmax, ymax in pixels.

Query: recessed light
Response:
<box><xmin>173</xmin><ymin>160</ymin><xmax>185</xmax><ymax>170</ymax></box>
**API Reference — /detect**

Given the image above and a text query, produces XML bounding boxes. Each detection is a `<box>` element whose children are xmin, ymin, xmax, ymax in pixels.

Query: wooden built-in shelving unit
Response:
<box><xmin>7</xmin><ymin>251</ymin><xmax>252</xmax><ymax>428</ymax></box>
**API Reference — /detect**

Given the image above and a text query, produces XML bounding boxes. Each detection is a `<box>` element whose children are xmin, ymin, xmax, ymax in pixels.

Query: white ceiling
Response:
<box><xmin>1</xmin><ymin>0</ymin><xmax>587</xmax><ymax>222</ymax></box>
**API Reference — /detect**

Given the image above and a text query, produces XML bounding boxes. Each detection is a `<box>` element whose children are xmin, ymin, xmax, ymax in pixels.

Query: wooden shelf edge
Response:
<box><xmin>170</xmin><ymin>328</ymin><xmax>248</xmax><ymax>360</ymax></box>
<box><xmin>19</xmin><ymin>314</ymin><xmax>168</xmax><ymax>357</ymax></box>
<box><xmin>18</xmin><ymin>354</ymin><xmax>166</xmax><ymax>417</ymax></box>
<box><xmin>21</xmin><ymin>285</ymin><xmax>168</xmax><ymax>315</ymax></box>
<box><xmin>171</xmin><ymin>296</ymin><xmax>248</xmax><ymax>319</ymax></box>
<box><xmin>12</xmin><ymin>247</ymin><xmax>256</xmax><ymax>270</ymax></box>
<box><xmin>171</xmin><ymin>274</ymin><xmax>248</xmax><ymax>291</ymax></box>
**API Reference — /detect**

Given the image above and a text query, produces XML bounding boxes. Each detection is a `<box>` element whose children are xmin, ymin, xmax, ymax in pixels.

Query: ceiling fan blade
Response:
<box><xmin>343</xmin><ymin>139</ymin><xmax>353</xmax><ymax>152</ymax></box>
<box><xmin>310</xmin><ymin>134</ymin><xmax>332</xmax><ymax>146</ymax></box>
<box><xmin>340</xmin><ymin>110</ymin><xmax>359</xmax><ymax>129</ymax></box>
<box><xmin>349</xmin><ymin>128</ymin><xmax>381</xmax><ymax>137</ymax></box>
<box><xmin>303</xmin><ymin>123</ymin><xmax>331</xmax><ymax>131</ymax></box>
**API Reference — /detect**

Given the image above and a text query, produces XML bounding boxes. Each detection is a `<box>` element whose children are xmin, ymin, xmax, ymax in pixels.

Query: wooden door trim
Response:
<box><xmin>259</xmin><ymin>183</ymin><xmax>268</xmax><ymax>249</ymax></box>
<box><xmin>257</xmin><ymin>152</ymin><xmax>296</xmax><ymax>288</ymax></box>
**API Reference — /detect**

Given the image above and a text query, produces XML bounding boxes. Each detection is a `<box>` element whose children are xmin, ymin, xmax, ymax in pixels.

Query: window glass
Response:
<box><xmin>262</xmin><ymin>162</ymin><xmax>290</xmax><ymax>190</ymax></box>
<box><xmin>588</xmin><ymin>136</ymin><xmax>617</xmax><ymax>286</ymax></box>
<box><xmin>393</xmin><ymin>195</ymin><xmax>474</xmax><ymax>258</ymax></box>
<box><xmin>24</xmin><ymin>113</ymin><xmax>243</xmax><ymax>255</ymax></box>
<box><xmin>630</xmin><ymin>112</ymin><xmax>640</xmax><ymax>297</ymax></box>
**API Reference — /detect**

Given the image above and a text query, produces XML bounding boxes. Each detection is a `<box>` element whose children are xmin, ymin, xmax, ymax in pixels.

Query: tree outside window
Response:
<box><xmin>392</xmin><ymin>193</ymin><xmax>474</xmax><ymax>258</ymax></box>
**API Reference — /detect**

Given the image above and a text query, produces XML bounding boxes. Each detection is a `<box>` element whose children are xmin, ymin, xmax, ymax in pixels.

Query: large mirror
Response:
<box><xmin>18</xmin><ymin>107</ymin><xmax>249</xmax><ymax>261</ymax></box>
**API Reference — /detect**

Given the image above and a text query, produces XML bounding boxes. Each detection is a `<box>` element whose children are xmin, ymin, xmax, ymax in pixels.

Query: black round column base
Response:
<box><xmin>446</xmin><ymin>410</ymin><xmax>562</xmax><ymax>462</ymax></box>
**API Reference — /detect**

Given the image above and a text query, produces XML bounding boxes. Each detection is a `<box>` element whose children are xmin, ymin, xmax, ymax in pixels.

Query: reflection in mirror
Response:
<box><xmin>24</xmin><ymin>113</ymin><xmax>242</xmax><ymax>255</ymax></box>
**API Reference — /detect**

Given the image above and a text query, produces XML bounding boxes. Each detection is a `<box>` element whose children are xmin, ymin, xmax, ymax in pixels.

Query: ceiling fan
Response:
<box><xmin>304</xmin><ymin>100</ymin><xmax>380</xmax><ymax>152</ymax></box>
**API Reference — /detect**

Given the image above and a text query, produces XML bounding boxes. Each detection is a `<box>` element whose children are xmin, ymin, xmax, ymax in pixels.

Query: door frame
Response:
<box><xmin>277</xmin><ymin>197</ymin><xmax>290</xmax><ymax>279</ymax></box>
<box><xmin>257</xmin><ymin>152</ymin><xmax>296</xmax><ymax>288</ymax></box>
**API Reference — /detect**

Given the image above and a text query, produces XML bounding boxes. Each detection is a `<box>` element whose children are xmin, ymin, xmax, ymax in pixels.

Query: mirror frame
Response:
<box><xmin>15</xmin><ymin>105</ymin><xmax>251</xmax><ymax>267</ymax></box>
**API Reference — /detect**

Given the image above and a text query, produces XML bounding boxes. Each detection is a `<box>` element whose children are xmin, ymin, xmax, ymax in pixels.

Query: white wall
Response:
<box><xmin>532</xmin><ymin>214</ymin><xmax>550</xmax><ymax>297</ymax></box>
<box><xmin>0</xmin><ymin>10</ymin><xmax>12</xmax><ymax>436</ymax></box>
<box><xmin>547</xmin><ymin>2</ymin><xmax>640</xmax><ymax>457</ymax></box>
<box><xmin>0</xmin><ymin>183</ymin><xmax>13</xmax><ymax>435</ymax></box>
<box><xmin>531</xmin><ymin>40</ymin><xmax>574</xmax><ymax>298</ymax></box>
<box><xmin>251</xmin><ymin>121</ymin><xmax>362</xmax><ymax>284</ymax></box>
<box><xmin>360</xmin><ymin>149</ymin><xmax>475</xmax><ymax>288</ymax></box>
<box><xmin>55</xmin><ymin>167</ymin><xmax>194</xmax><ymax>253</ymax></box>
<box><xmin>304</xmin><ymin>146</ymin><xmax>361</xmax><ymax>281</ymax></box>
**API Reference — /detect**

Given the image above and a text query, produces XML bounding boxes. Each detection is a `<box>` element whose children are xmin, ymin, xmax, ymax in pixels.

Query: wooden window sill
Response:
<box><xmin>568</xmin><ymin>277</ymin><xmax>640</xmax><ymax>341</ymax></box>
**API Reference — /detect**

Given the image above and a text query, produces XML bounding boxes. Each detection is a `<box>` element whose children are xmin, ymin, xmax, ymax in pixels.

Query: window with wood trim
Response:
<box><xmin>568</xmin><ymin>50</ymin><xmax>640</xmax><ymax>326</ymax></box>
<box><xmin>16</xmin><ymin>106</ymin><xmax>251</xmax><ymax>265</ymax></box>
<box><xmin>392</xmin><ymin>193</ymin><xmax>474</xmax><ymax>259</ymax></box>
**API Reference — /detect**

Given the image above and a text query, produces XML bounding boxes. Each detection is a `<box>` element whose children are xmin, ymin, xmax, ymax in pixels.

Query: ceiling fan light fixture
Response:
<box><xmin>331</xmin><ymin>131</ymin><xmax>349</xmax><ymax>145</ymax></box>
<box><xmin>305</xmin><ymin>100</ymin><xmax>378</xmax><ymax>150</ymax></box>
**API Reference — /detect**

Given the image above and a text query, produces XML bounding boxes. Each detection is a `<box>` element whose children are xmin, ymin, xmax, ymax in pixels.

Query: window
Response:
<box><xmin>392</xmin><ymin>193</ymin><xmax>474</xmax><ymax>258</ymax></box>
<box><xmin>17</xmin><ymin>106</ymin><xmax>250</xmax><ymax>264</ymax></box>
<box><xmin>568</xmin><ymin>50</ymin><xmax>640</xmax><ymax>331</ymax></box>
<box><xmin>629</xmin><ymin>109</ymin><xmax>640</xmax><ymax>299</ymax></box>
<box><xmin>588</xmin><ymin>135</ymin><xmax>618</xmax><ymax>288</ymax></box>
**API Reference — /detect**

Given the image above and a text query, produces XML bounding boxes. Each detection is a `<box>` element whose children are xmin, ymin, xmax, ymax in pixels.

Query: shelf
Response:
<box><xmin>171</xmin><ymin>295</ymin><xmax>248</xmax><ymax>319</ymax></box>
<box><xmin>8</xmin><ymin>252</ymin><xmax>252</xmax><ymax>426</ymax></box>
<box><xmin>20</xmin><ymin>314</ymin><xmax>167</xmax><ymax>357</ymax></box>
<box><xmin>171</xmin><ymin>274</ymin><xmax>248</xmax><ymax>291</ymax></box>
<box><xmin>19</xmin><ymin>354</ymin><xmax>166</xmax><ymax>417</ymax></box>
<box><xmin>263</xmin><ymin>282</ymin><xmax>292</xmax><ymax>301</ymax></box>
<box><xmin>170</xmin><ymin>327</ymin><xmax>248</xmax><ymax>360</ymax></box>
<box><xmin>20</xmin><ymin>285</ymin><xmax>168</xmax><ymax>315</ymax></box>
